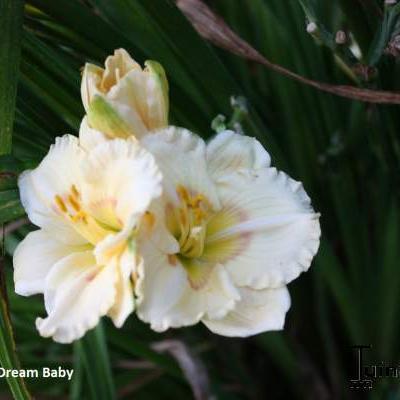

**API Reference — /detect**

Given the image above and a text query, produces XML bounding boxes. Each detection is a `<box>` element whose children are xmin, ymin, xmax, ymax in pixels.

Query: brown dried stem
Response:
<box><xmin>177</xmin><ymin>0</ymin><xmax>400</xmax><ymax>104</ymax></box>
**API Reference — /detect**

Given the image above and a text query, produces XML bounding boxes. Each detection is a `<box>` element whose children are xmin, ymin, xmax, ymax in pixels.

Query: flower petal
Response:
<box><xmin>37</xmin><ymin>251</ymin><xmax>117</xmax><ymax>343</ymax></box>
<box><xmin>107</xmin><ymin>249</ymin><xmax>135</xmax><ymax>327</ymax></box>
<box><xmin>207</xmin><ymin>130</ymin><xmax>271</xmax><ymax>180</ymax></box>
<box><xmin>141</xmin><ymin>127</ymin><xmax>220</xmax><ymax>208</ymax></box>
<box><xmin>102</xmin><ymin>49</ymin><xmax>141</xmax><ymax>92</ymax></box>
<box><xmin>81</xmin><ymin>63</ymin><xmax>103</xmax><ymax>112</ymax></box>
<box><xmin>136</xmin><ymin>243</ymin><xmax>239</xmax><ymax>331</ymax></box>
<box><xmin>135</xmin><ymin>244</ymin><xmax>188</xmax><ymax>332</ymax></box>
<box><xmin>145</xmin><ymin>200</ymin><xmax>180</xmax><ymax>254</ymax></box>
<box><xmin>18</xmin><ymin>135</ymin><xmax>87</xmax><ymax>245</ymax></box>
<box><xmin>159</xmin><ymin>264</ymin><xmax>240</xmax><ymax>328</ymax></box>
<box><xmin>79</xmin><ymin>116</ymin><xmax>108</xmax><ymax>152</ymax></box>
<box><xmin>105</xmin><ymin>69</ymin><xmax>150</xmax><ymax>138</ymax></box>
<box><xmin>203</xmin><ymin>286</ymin><xmax>290</xmax><ymax>337</ymax></box>
<box><xmin>13</xmin><ymin>229</ymin><xmax>88</xmax><ymax>296</ymax></box>
<box><xmin>93</xmin><ymin>217</ymin><xmax>136</xmax><ymax>266</ymax></box>
<box><xmin>87</xmin><ymin>95</ymin><xmax>146</xmax><ymax>140</ymax></box>
<box><xmin>81</xmin><ymin>139</ymin><xmax>162</xmax><ymax>228</ymax></box>
<box><xmin>106</xmin><ymin>62</ymin><xmax>169</xmax><ymax>135</ymax></box>
<box><xmin>204</xmin><ymin>168</ymin><xmax>320</xmax><ymax>289</ymax></box>
<box><xmin>143</xmin><ymin>60</ymin><xmax>169</xmax><ymax>130</ymax></box>
<box><xmin>107</xmin><ymin>274</ymin><xmax>134</xmax><ymax>328</ymax></box>
<box><xmin>81</xmin><ymin>49</ymin><xmax>141</xmax><ymax>112</ymax></box>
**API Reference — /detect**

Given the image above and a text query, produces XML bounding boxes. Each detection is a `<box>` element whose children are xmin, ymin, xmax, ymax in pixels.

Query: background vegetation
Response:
<box><xmin>1</xmin><ymin>0</ymin><xmax>400</xmax><ymax>398</ymax></box>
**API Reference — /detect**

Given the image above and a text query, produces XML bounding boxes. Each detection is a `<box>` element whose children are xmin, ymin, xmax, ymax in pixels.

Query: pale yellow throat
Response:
<box><xmin>54</xmin><ymin>184</ymin><xmax>117</xmax><ymax>246</ymax></box>
<box><xmin>167</xmin><ymin>185</ymin><xmax>212</xmax><ymax>260</ymax></box>
<box><xmin>54</xmin><ymin>185</ymin><xmax>157</xmax><ymax>260</ymax></box>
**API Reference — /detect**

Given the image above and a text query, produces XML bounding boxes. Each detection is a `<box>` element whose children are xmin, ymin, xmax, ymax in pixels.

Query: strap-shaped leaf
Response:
<box><xmin>0</xmin><ymin>190</ymin><xmax>24</xmax><ymax>225</ymax></box>
<box><xmin>0</xmin><ymin>0</ymin><xmax>22</xmax><ymax>155</ymax></box>
<box><xmin>73</xmin><ymin>323</ymin><xmax>116</xmax><ymax>400</ymax></box>
<box><xmin>0</xmin><ymin>1</ymin><xmax>31</xmax><ymax>399</ymax></box>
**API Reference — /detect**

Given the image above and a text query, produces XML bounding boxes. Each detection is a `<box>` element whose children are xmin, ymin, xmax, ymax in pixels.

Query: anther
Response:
<box><xmin>55</xmin><ymin>195</ymin><xmax>67</xmax><ymax>213</ymax></box>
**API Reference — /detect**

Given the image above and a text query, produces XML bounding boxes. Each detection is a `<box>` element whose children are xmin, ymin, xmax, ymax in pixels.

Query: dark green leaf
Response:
<box><xmin>74</xmin><ymin>322</ymin><xmax>116</xmax><ymax>400</ymax></box>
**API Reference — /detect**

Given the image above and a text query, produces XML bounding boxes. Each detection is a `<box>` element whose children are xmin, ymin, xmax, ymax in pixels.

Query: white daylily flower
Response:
<box><xmin>81</xmin><ymin>49</ymin><xmax>169</xmax><ymax>141</ymax></box>
<box><xmin>136</xmin><ymin>127</ymin><xmax>320</xmax><ymax>337</ymax></box>
<box><xmin>13</xmin><ymin>135</ymin><xmax>162</xmax><ymax>343</ymax></box>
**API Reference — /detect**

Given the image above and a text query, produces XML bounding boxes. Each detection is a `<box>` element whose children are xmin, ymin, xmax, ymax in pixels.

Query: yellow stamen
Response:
<box><xmin>54</xmin><ymin>186</ymin><xmax>114</xmax><ymax>245</ymax></box>
<box><xmin>55</xmin><ymin>195</ymin><xmax>67</xmax><ymax>213</ymax></box>
<box><xmin>142</xmin><ymin>211</ymin><xmax>155</xmax><ymax>231</ymax></box>
<box><xmin>177</xmin><ymin>185</ymin><xmax>190</xmax><ymax>203</ymax></box>
<box><xmin>71</xmin><ymin>211</ymin><xmax>87</xmax><ymax>223</ymax></box>
<box><xmin>173</xmin><ymin>185</ymin><xmax>212</xmax><ymax>259</ymax></box>
<box><xmin>68</xmin><ymin>195</ymin><xmax>81</xmax><ymax>212</ymax></box>
<box><xmin>189</xmin><ymin>194</ymin><xmax>205</xmax><ymax>208</ymax></box>
<box><xmin>71</xmin><ymin>184</ymin><xmax>80</xmax><ymax>199</ymax></box>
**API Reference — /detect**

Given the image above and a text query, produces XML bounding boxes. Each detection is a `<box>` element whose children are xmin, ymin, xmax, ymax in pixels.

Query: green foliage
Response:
<box><xmin>73</xmin><ymin>323</ymin><xmax>115</xmax><ymax>400</ymax></box>
<box><xmin>0</xmin><ymin>1</ymin><xmax>31</xmax><ymax>398</ymax></box>
<box><xmin>1</xmin><ymin>0</ymin><xmax>400</xmax><ymax>398</ymax></box>
<box><xmin>0</xmin><ymin>0</ymin><xmax>23</xmax><ymax>155</ymax></box>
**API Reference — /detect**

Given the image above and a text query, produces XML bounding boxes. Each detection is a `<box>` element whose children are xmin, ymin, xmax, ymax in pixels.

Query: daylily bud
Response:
<box><xmin>81</xmin><ymin>49</ymin><xmax>169</xmax><ymax>140</ymax></box>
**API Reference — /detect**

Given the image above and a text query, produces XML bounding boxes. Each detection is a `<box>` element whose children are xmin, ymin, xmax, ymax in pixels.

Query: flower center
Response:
<box><xmin>168</xmin><ymin>185</ymin><xmax>212</xmax><ymax>259</ymax></box>
<box><xmin>54</xmin><ymin>185</ymin><xmax>112</xmax><ymax>245</ymax></box>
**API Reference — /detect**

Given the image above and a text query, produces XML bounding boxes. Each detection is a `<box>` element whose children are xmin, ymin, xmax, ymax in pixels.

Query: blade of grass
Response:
<box><xmin>0</xmin><ymin>1</ymin><xmax>31</xmax><ymax>398</ymax></box>
<box><xmin>0</xmin><ymin>0</ymin><xmax>22</xmax><ymax>155</ymax></box>
<box><xmin>0</xmin><ymin>190</ymin><xmax>25</xmax><ymax>225</ymax></box>
<box><xmin>19</xmin><ymin>60</ymin><xmax>81</xmax><ymax>130</ymax></box>
<box><xmin>315</xmin><ymin>240</ymin><xmax>363</xmax><ymax>343</ymax></box>
<box><xmin>75</xmin><ymin>322</ymin><xmax>116</xmax><ymax>400</ymax></box>
<box><xmin>27</xmin><ymin>0</ymin><xmax>138</xmax><ymax>59</ymax></box>
<box><xmin>378</xmin><ymin>203</ymin><xmax>400</xmax><ymax>358</ymax></box>
<box><xmin>256</xmin><ymin>332</ymin><xmax>298</xmax><ymax>384</ymax></box>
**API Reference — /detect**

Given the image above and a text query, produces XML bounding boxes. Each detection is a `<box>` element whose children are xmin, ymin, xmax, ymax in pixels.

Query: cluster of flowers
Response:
<box><xmin>13</xmin><ymin>50</ymin><xmax>321</xmax><ymax>343</ymax></box>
